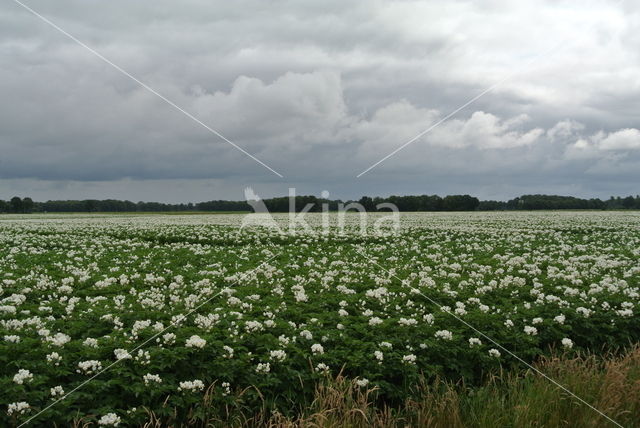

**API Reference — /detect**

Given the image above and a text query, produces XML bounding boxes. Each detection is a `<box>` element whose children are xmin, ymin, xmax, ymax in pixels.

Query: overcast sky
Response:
<box><xmin>1</xmin><ymin>0</ymin><xmax>639</xmax><ymax>202</ymax></box>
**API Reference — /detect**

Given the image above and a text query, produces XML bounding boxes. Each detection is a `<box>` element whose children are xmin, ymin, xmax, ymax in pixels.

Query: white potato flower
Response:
<box><xmin>50</xmin><ymin>386</ymin><xmax>65</xmax><ymax>398</ymax></box>
<box><xmin>178</xmin><ymin>379</ymin><xmax>205</xmax><ymax>392</ymax></box>
<box><xmin>434</xmin><ymin>330</ymin><xmax>453</xmax><ymax>340</ymax></box>
<box><xmin>255</xmin><ymin>362</ymin><xmax>271</xmax><ymax>374</ymax></box>
<box><xmin>402</xmin><ymin>354</ymin><xmax>417</xmax><ymax>365</ymax></box>
<box><xmin>114</xmin><ymin>349</ymin><xmax>132</xmax><ymax>360</ymax></box>
<box><xmin>270</xmin><ymin>350</ymin><xmax>287</xmax><ymax>362</ymax></box>
<box><xmin>98</xmin><ymin>413</ymin><xmax>121</xmax><ymax>426</ymax></box>
<box><xmin>7</xmin><ymin>402</ymin><xmax>30</xmax><ymax>416</ymax></box>
<box><xmin>468</xmin><ymin>337</ymin><xmax>482</xmax><ymax>347</ymax></box>
<box><xmin>143</xmin><ymin>373</ymin><xmax>162</xmax><ymax>385</ymax></box>
<box><xmin>13</xmin><ymin>369</ymin><xmax>33</xmax><ymax>385</ymax></box>
<box><xmin>356</xmin><ymin>378</ymin><xmax>370</xmax><ymax>387</ymax></box>
<box><xmin>185</xmin><ymin>335</ymin><xmax>206</xmax><ymax>349</ymax></box>
<box><xmin>561</xmin><ymin>338</ymin><xmax>574</xmax><ymax>349</ymax></box>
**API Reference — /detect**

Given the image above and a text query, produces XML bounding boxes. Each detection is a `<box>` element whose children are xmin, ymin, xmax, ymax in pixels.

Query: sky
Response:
<box><xmin>1</xmin><ymin>0</ymin><xmax>639</xmax><ymax>203</ymax></box>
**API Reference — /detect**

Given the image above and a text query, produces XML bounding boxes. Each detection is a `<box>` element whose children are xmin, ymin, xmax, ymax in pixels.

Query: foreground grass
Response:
<box><xmin>120</xmin><ymin>347</ymin><xmax>640</xmax><ymax>428</ymax></box>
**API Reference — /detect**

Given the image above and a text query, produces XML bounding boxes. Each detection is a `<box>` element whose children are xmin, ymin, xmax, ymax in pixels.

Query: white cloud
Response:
<box><xmin>547</xmin><ymin>120</ymin><xmax>585</xmax><ymax>141</ymax></box>
<box><xmin>566</xmin><ymin>128</ymin><xmax>640</xmax><ymax>160</ymax></box>
<box><xmin>354</xmin><ymin>107</ymin><xmax>544</xmax><ymax>161</ymax></box>
<box><xmin>598</xmin><ymin>128</ymin><xmax>640</xmax><ymax>150</ymax></box>
<box><xmin>429</xmin><ymin>111</ymin><xmax>544</xmax><ymax>149</ymax></box>
<box><xmin>191</xmin><ymin>70</ymin><xmax>349</xmax><ymax>150</ymax></box>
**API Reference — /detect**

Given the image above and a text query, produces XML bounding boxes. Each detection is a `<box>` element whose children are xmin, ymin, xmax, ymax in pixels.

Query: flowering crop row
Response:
<box><xmin>0</xmin><ymin>212</ymin><xmax>638</xmax><ymax>425</ymax></box>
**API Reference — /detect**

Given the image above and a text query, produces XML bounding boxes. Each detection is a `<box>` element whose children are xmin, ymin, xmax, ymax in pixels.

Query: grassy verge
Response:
<box><xmin>114</xmin><ymin>346</ymin><xmax>640</xmax><ymax>428</ymax></box>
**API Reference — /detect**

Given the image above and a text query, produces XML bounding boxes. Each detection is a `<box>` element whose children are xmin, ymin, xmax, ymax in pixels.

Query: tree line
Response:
<box><xmin>1</xmin><ymin>194</ymin><xmax>639</xmax><ymax>214</ymax></box>
<box><xmin>359</xmin><ymin>194</ymin><xmax>640</xmax><ymax>211</ymax></box>
<box><xmin>0</xmin><ymin>198</ymin><xmax>250</xmax><ymax>213</ymax></box>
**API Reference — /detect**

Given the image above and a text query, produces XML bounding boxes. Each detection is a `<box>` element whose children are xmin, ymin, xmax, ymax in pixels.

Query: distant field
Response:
<box><xmin>1</xmin><ymin>212</ymin><xmax>638</xmax><ymax>426</ymax></box>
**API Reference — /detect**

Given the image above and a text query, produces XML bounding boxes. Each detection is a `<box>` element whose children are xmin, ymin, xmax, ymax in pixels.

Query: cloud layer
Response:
<box><xmin>1</xmin><ymin>0</ymin><xmax>639</xmax><ymax>201</ymax></box>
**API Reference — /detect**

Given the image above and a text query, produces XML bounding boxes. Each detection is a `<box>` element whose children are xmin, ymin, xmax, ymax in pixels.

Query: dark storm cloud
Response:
<box><xmin>0</xmin><ymin>0</ymin><xmax>639</xmax><ymax>202</ymax></box>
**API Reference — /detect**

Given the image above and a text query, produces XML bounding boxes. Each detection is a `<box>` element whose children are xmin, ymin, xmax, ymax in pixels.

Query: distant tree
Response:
<box><xmin>478</xmin><ymin>200</ymin><xmax>507</xmax><ymax>211</ymax></box>
<box><xmin>9</xmin><ymin>196</ymin><xmax>22</xmax><ymax>213</ymax></box>
<box><xmin>22</xmin><ymin>197</ymin><xmax>34</xmax><ymax>213</ymax></box>
<box><xmin>419</xmin><ymin>195</ymin><xmax>444</xmax><ymax>211</ymax></box>
<box><xmin>622</xmin><ymin>196</ymin><xmax>636</xmax><ymax>209</ymax></box>
<box><xmin>358</xmin><ymin>196</ymin><xmax>375</xmax><ymax>211</ymax></box>
<box><xmin>386</xmin><ymin>195</ymin><xmax>420</xmax><ymax>211</ymax></box>
<box><xmin>3</xmin><ymin>193</ymin><xmax>638</xmax><ymax>214</ymax></box>
<box><xmin>442</xmin><ymin>195</ymin><xmax>479</xmax><ymax>211</ymax></box>
<box><xmin>84</xmin><ymin>200</ymin><xmax>98</xmax><ymax>212</ymax></box>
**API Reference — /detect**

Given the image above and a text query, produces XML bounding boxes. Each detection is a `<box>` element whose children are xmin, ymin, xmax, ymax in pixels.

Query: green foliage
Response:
<box><xmin>0</xmin><ymin>212</ymin><xmax>638</xmax><ymax>426</ymax></box>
